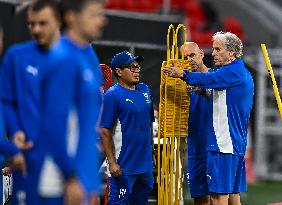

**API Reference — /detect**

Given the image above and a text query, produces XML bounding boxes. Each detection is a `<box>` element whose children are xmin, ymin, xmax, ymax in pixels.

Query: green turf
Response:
<box><xmin>242</xmin><ymin>182</ymin><xmax>282</xmax><ymax>205</ymax></box>
<box><xmin>184</xmin><ymin>182</ymin><xmax>282</xmax><ymax>205</ymax></box>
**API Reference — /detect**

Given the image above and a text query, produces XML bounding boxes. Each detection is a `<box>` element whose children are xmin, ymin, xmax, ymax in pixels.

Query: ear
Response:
<box><xmin>229</xmin><ymin>50</ymin><xmax>235</xmax><ymax>58</ymax></box>
<box><xmin>64</xmin><ymin>11</ymin><xmax>76</xmax><ymax>28</ymax></box>
<box><xmin>200</xmin><ymin>49</ymin><xmax>204</xmax><ymax>58</ymax></box>
<box><xmin>116</xmin><ymin>68</ymin><xmax>123</xmax><ymax>77</ymax></box>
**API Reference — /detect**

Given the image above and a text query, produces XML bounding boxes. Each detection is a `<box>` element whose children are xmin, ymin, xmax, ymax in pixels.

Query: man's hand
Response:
<box><xmin>13</xmin><ymin>131</ymin><xmax>33</xmax><ymax>151</ymax></box>
<box><xmin>2</xmin><ymin>166</ymin><xmax>11</xmax><ymax>176</ymax></box>
<box><xmin>109</xmin><ymin>161</ymin><xmax>122</xmax><ymax>177</ymax></box>
<box><xmin>152</xmin><ymin>153</ymin><xmax>157</xmax><ymax>168</ymax></box>
<box><xmin>65</xmin><ymin>178</ymin><xmax>84</xmax><ymax>205</ymax></box>
<box><xmin>89</xmin><ymin>193</ymin><xmax>99</xmax><ymax>205</ymax></box>
<box><xmin>11</xmin><ymin>153</ymin><xmax>27</xmax><ymax>176</ymax></box>
<box><xmin>187</xmin><ymin>86</ymin><xmax>202</xmax><ymax>93</ymax></box>
<box><xmin>163</xmin><ymin>66</ymin><xmax>184</xmax><ymax>78</ymax></box>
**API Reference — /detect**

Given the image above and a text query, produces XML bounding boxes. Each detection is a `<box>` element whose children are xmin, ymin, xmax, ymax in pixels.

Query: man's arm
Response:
<box><xmin>0</xmin><ymin>50</ymin><xmax>22</xmax><ymax>138</ymax></box>
<box><xmin>151</xmin><ymin>123</ymin><xmax>156</xmax><ymax>167</ymax></box>
<box><xmin>163</xmin><ymin>62</ymin><xmax>242</xmax><ymax>90</ymax></box>
<box><xmin>100</xmin><ymin>127</ymin><xmax>122</xmax><ymax>177</ymax></box>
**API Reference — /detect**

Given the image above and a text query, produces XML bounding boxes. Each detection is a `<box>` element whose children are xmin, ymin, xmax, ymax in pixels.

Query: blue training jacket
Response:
<box><xmin>42</xmin><ymin>35</ymin><xmax>103</xmax><ymax>193</ymax></box>
<box><xmin>0</xmin><ymin>40</ymin><xmax>58</xmax><ymax>159</ymax></box>
<box><xmin>182</xmin><ymin>58</ymin><xmax>254</xmax><ymax>156</ymax></box>
<box><xmin>188</xmin><ymin>79</ymin><xmax>213</xmax><ymax>158</ymax></box>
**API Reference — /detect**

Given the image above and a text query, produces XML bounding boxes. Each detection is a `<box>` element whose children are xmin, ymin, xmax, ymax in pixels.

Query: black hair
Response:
<box><xmin>28</xmin><ymin>0</ymin><xmax>61</xmax><ymax>22</ymax></box>
<box><xmin>60</xmin><ymin>0</ymin><xmax>105</xmax><ymax>30</ymax></box>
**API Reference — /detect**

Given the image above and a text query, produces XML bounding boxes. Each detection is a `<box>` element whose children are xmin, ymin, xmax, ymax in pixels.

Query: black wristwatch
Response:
<box><xmin>199</xmin><ymin>88</ymin><xmax>207</xmax><ymax>95</ymax></box>
<box><xmin>181</xmin><ymin>70</ymin><xmax>187</xmax><ymax>79</ymax></box>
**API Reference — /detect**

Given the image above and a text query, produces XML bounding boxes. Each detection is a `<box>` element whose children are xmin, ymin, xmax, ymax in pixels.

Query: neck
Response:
<box><xmin>118</xmin><ymin>80</ymin><xmax>136</xmax><ymax>90</ymax></box>
<box><xmin>226</xmin><ymin>57</ymin><xmax>236</xmax><ymax>65</ymax></box>
<box><xmin>50</xmin><ymin>30</ymin><xmax>60</xmax><ymax>46</ymax></box>
<box><xmin>66</xmin><ymin>29</ymin><xmax>88</xmax><ymax>47</ymax></box>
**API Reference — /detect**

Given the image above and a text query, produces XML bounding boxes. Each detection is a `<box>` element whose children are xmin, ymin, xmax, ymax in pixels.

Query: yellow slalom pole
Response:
<box><xmin>261</xmin><ymin>44</ymin><xmax>282</xmax><ymax>118</ymax></box>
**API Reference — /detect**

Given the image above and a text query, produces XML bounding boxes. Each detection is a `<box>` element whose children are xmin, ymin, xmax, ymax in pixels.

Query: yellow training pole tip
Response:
<box><xmin>260</xmin><ymin>44</ymin><xmax>282</xmax><ymax>119</ymax></box>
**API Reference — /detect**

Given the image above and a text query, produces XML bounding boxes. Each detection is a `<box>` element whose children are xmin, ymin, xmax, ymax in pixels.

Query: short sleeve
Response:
<box><xmin>100</xmin><ymin>90</ymin><xmax>118</xmax><ymax>128</ymax></box>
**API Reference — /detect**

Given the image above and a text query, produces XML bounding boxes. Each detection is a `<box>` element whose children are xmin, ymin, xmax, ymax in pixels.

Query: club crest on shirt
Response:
<box><xmin>143</xmin><ymin>93</ymin><xmax>151</xmax><ymax>103</ymax></box>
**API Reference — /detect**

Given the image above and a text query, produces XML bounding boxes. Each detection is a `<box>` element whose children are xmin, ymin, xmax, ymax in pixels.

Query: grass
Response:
<box><xmin>184</xmin><ymin>181</ymin><xmax>282</xmax><ymax>205</ymax></box>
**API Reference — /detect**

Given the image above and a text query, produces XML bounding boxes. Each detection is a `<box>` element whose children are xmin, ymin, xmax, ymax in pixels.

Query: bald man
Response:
<box><xmin>181</xmin><ymin>42</ymin><xmax>212</xmax><ymax>205</ymax></box>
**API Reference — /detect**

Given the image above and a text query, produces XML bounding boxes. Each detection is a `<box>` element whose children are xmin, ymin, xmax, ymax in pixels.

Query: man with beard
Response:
<box><xmin>0</xmin><ymin>1</ymin><xmax>61</xmax><ymax>204</ymax></box>
<box><xmin>181</xmin><ymin>42</ymin><xmax>212</xmax><ymax>205</ymax></box>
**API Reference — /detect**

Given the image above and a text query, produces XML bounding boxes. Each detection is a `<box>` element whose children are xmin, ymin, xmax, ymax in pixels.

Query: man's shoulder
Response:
<box><xmin>5</xmin><ymin>40</ymin><xmax>36</xmax><ymax>56</ymax></box>
<box><xmin>136</xmin><ymin>83</ymin><xmax>150</xmax><ymax>91</ymax></box>
<box><xmin>104</xmin><ymin>84</ymin><xmax>120</xmax><ymax>95</ymax></box>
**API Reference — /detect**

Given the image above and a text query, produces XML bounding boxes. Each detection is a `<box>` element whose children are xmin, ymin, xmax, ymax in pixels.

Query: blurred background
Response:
<box><xmin>0</xmin><ymin>0</ymin><xmax>282</xmax><ymax>204</ymax></box>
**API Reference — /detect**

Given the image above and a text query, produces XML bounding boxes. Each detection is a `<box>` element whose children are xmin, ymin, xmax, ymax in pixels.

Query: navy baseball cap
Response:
<box><xmin>111</xmin><ymin>51</ymin><xmax>144</xmax><ymax>70</ymax></box>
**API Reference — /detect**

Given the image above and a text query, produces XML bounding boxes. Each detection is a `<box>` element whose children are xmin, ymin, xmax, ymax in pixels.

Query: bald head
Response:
<box><xmin>180</xmin><ymin>42</ymin><xmax>207</xmax><ymax>72</ymax></box>
<box><xmin>180</xmin><ymin>42</ymin><xmax>208</xmax><ymax>72</ymax></box>
<box><xmin>181</xmin><ymin>42</ymin><xmax>201</xmax><ymax>55</ymax></box>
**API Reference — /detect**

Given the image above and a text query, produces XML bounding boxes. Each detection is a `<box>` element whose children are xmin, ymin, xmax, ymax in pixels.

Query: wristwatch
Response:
<box><xmin>181</xmin><ymin>70</ymin><xmax>187</xmax><ymax>79</ymax></box>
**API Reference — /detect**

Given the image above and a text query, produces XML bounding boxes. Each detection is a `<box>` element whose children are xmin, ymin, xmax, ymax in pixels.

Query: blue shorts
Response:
<box><xmin>206</xmin><ymin>151</ymin><xmax>247</xmax><ymax>194</ymax></box>
<box><xmin>12</xmin><ymin>154</ymin><xmax>44</xmax><ymax>205</ymax></box>
<box><xmin>109</xmin><ymin>172</ymin><xmax>154</xmax><ymax>205</ymax></box>
<box><xmin>187</xmin><ymin>157</ymin><xmax>209</xmax><ymax>198</ymax></box>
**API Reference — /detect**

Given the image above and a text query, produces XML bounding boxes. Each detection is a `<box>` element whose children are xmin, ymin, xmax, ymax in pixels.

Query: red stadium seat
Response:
<box><xmin>184</xmin><ymin>0</ymin><xmax>206</xmax><ymax>23</ymax></box>
<box><xmin>120</xmin><ymin>0</ymin><xmax>136</xmax><ymax>11</ymax></box>
<box><xmin>190</xmin><ymin>29</ymin><xmax>213</xmax><ymax>48</ymax></box>
<box><xmin>105</xmin><ymin>0</ymin><xmax>121</xmax><ymax>9</ymax></box>
<box><xmin>223</xmin><ymin>17</ymin><xmax>246</xmax><ymax>43</ymax></box>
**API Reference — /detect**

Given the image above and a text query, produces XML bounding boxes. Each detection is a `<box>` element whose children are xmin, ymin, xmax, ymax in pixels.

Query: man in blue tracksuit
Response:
<box><xmin>100</xmin><ymin>51</ymin><xmax>155</xmax><ymax>205</ymax></box>
<box><xmin>41</xmin><ymin>0</ymin><xmax>106</xmax><ymax>204</ymax></box>
<box><xmin>0</xmin><ymin>0</ymin><xmax>61</xmax><ymax>204</ymax></box>
<box><xmin>181</xmin><ymin>42</ymin><xmax>213</xmax><ymax>205</ymax></box>
<box><xmin>164</xmin><ymin>32</ymin><xmax>254</xmax><ymax>205</ymax></box>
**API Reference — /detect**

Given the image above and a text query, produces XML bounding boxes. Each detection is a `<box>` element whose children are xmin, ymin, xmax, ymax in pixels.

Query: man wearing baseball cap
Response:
<box><xmin>100</xmin><ymin>51</ymin><xmax>155</xmax><ymax>204</ymax></box>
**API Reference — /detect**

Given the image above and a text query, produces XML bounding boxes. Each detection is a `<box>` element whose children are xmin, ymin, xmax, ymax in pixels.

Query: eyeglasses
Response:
<box><xmin>122</xmin><ymin>64</ymin><xmax>141</xmax><ymax>72</ymax></box>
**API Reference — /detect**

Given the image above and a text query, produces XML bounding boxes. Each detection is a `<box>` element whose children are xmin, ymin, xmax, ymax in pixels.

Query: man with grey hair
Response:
<box><xmin>163</xmin><ymin>31</ymin><xmax>254</xmax><ymax>205</ymax></box>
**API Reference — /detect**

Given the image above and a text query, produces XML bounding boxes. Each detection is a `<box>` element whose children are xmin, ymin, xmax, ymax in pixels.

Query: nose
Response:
<box><xmin>31</xmin><ymin>24</ymin><xmax>41</xmax><ymax>34</ymax></box>
<box><xmin>212</xmin><ymin>50</ymin><xmax>216</xmax><ymax>57</ymax></box>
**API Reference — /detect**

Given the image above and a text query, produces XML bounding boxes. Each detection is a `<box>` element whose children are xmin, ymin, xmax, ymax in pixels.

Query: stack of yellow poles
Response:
<box><xmin>157</xmin><ymin>24</ymin><xmax>192</xmax><ymax>205</ymax></box>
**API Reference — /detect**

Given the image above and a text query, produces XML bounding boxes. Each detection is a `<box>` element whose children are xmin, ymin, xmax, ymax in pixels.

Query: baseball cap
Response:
<box><xmin>111</xmin><ymin>51</ymin><xmax>144</xmax><ymax>70</ymax></box>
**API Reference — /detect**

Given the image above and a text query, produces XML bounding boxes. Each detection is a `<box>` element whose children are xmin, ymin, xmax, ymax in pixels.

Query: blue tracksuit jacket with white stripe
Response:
<box><xmin>182</xmin><ymin>58</ymin><xmax>254</xmax><ymax>156</ymax></box>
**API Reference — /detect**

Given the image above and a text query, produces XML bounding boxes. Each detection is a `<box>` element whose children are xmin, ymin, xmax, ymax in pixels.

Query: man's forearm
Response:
<box><xmin>100</xmin><ymin>128</ymin><xmax>116</xmax><ymax>164</ymax></box>
<box><xmin>2</xmin><ymin>102</ymin><xmax>21</xmax><ymax>138</ymax></box>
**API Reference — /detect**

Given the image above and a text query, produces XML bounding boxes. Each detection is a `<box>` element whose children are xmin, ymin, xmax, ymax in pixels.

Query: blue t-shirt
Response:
<box><xmin>101</xmin><ymin>83</ymin><xmax>154</xmax><ymax>175</ymax></box>
<box><xmin>182</xmin><ymin>59</ymin><xmax>254</xmax><ymax>156</ymax></box>
<box><xmin>188</xmin><ymin>90</ymin><xmax>213</xmax><ymax>158</ymax></box>
<box><xmin>42</xmin><ymin>35</ymin><xmax>103</xmax><ymax>193</ymax></box>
